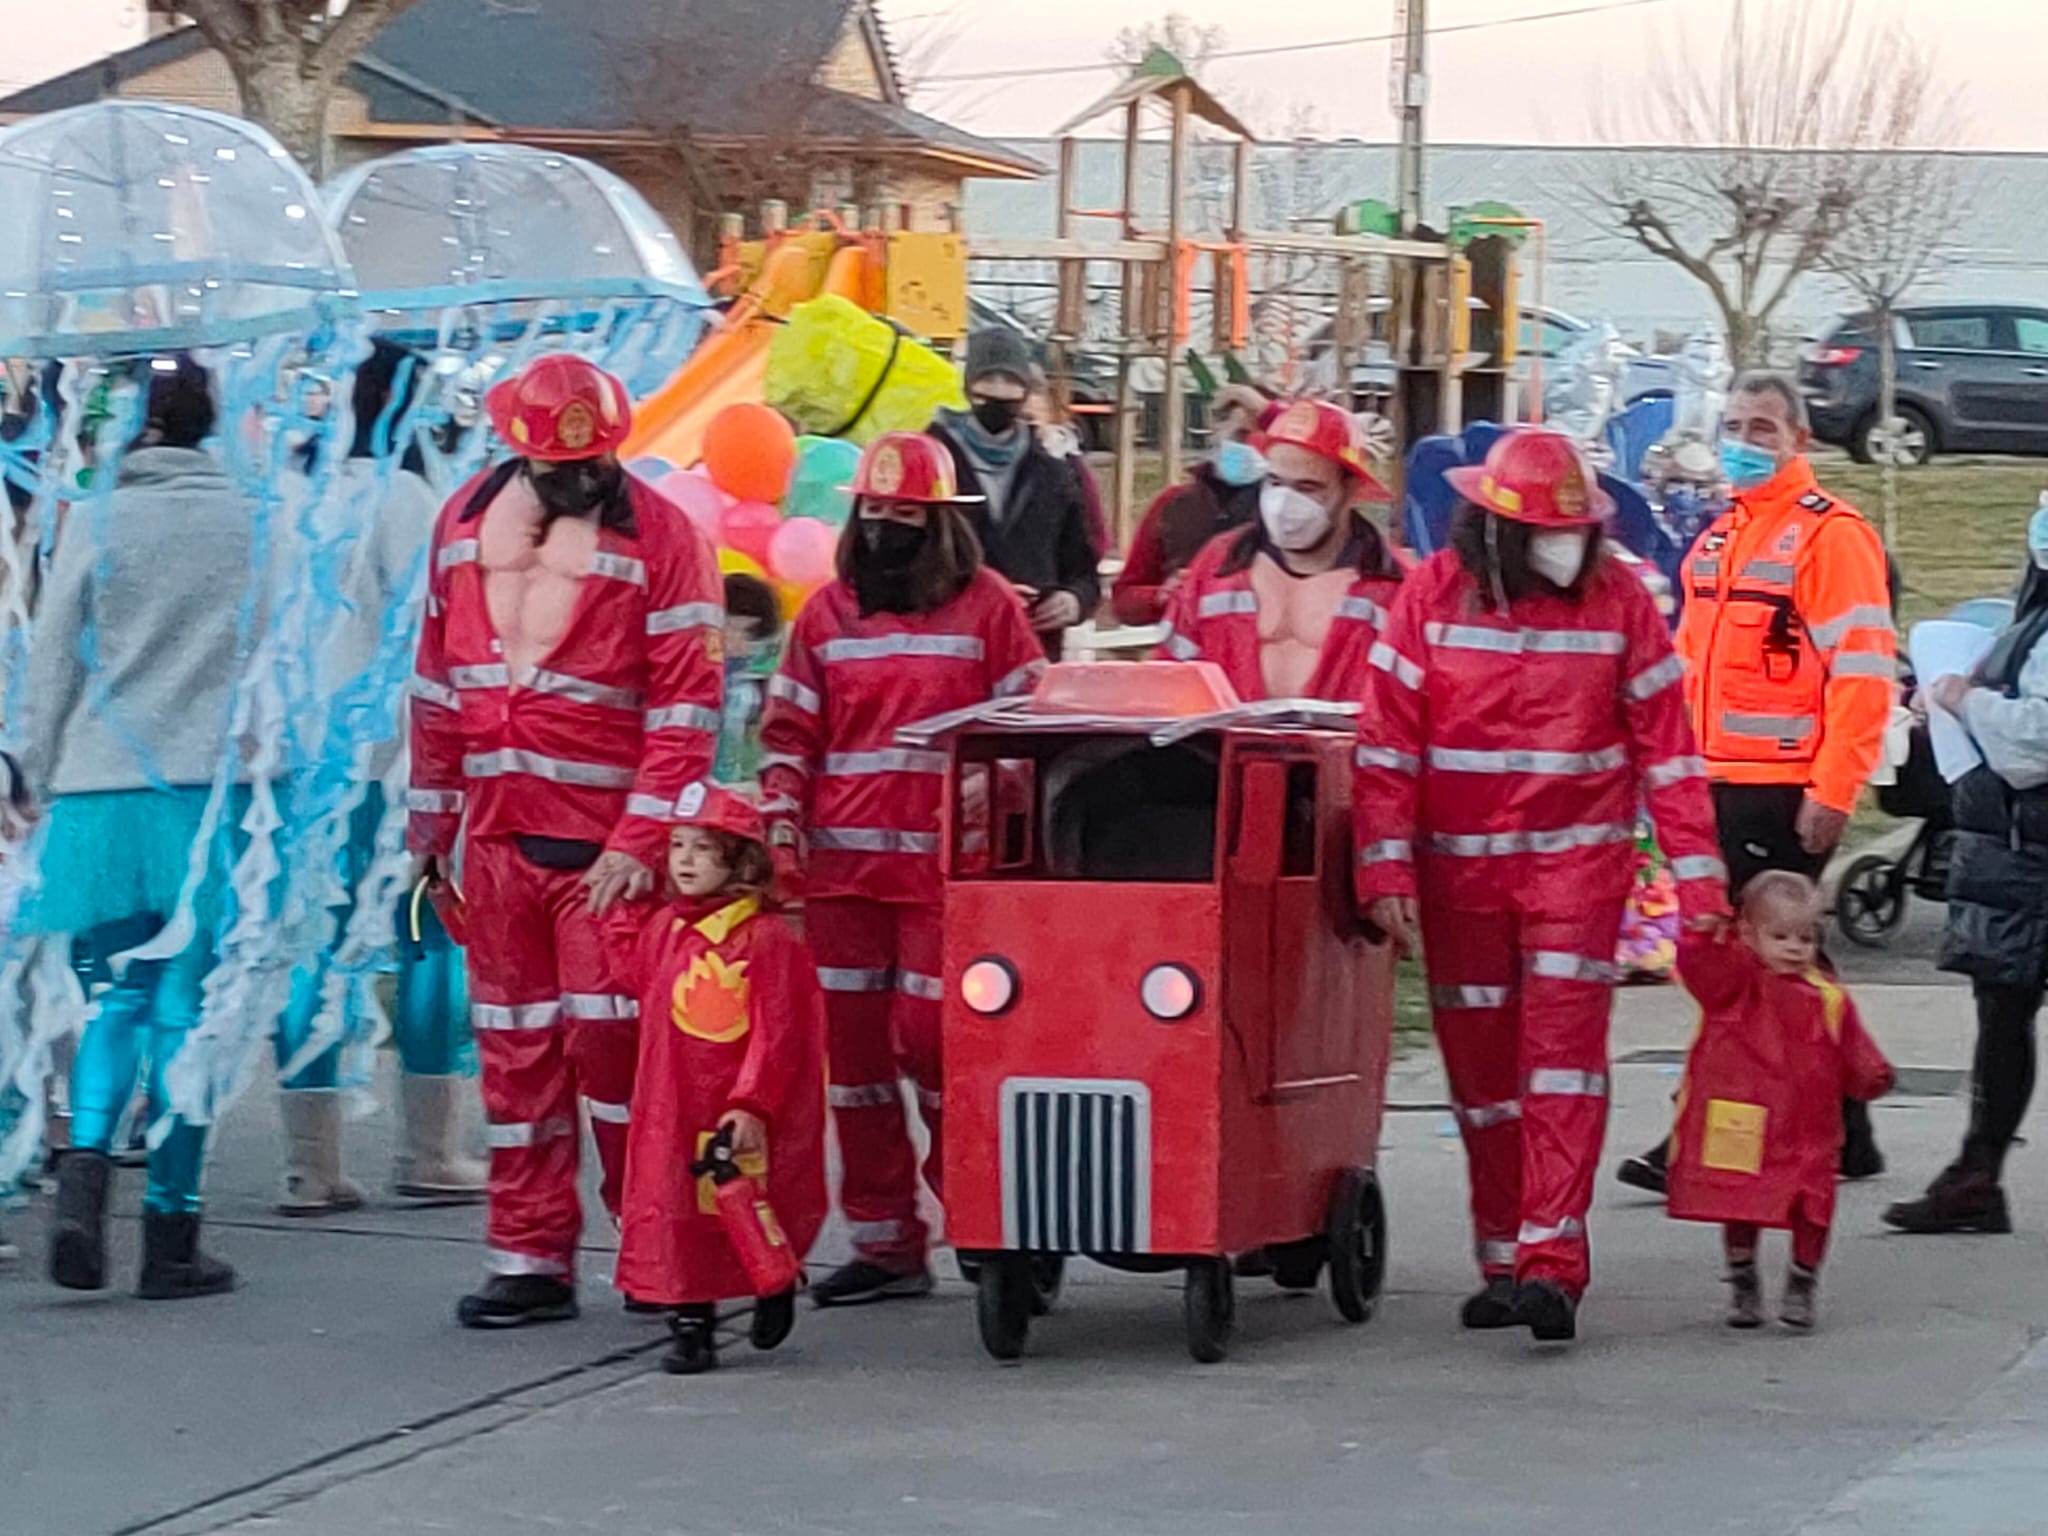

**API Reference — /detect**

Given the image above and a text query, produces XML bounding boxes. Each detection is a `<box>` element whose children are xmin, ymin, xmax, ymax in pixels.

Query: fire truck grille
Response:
<box><xmin>999</xmin><ymin>1078</ymin><xmax>1152</xmax><ymax>1254</ymax></box>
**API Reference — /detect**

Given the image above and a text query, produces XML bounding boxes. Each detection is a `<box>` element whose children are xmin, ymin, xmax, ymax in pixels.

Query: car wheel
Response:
<box><xmin>1858</xmin><ymin>406</ymin><xmax>1935</xmax><ymax>467</ymax></box>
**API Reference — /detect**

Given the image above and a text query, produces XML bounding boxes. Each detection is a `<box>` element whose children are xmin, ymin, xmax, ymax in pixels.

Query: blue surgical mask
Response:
<box><xmin>1214</xmin><ymin>440</ymin><xmax>1268</xmax><ymax>488</ymax></box>
<box><xmin>1719</xmin><ymin>438</ymin><xmax>1780</xmax><ymax>492</ymax></box>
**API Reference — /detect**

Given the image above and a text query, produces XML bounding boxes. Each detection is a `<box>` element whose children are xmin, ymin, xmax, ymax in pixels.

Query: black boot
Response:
<box><xmin>456</xmin><ymin>1273</ymin><xmax>578</xmax><ymax>1328</ymax></box>
<box><xmin>49</xmin><ymin>1149</ymin><xmax>112</xmax><ymax>1291</ymax></box>
<box><xmin>1839</xmin><ymin>1099</ymin><xmax>1884</xmax><ymax>1180</ymax></box>
<box><xmin>1515</xmin><ymin>1279</ymin><xmax>1578</xmax><ymax>1342</ymax></box>
<box><xmin>664</xmin><ymin>1304</ymin><xmax>718</xmax><ymax>1374</ymax></box>
<box><xmin>1460</xmin><ymin>1275</ymin><xmax>1520</xmax><ymax>1330</ymax></box>
<box><xmin>1615</xmin><ymin>1139</ymin><xmax>1669</xmax><ymax>1197</ymax></box>
<box><xmin>1882</xmin><ymin>1161</ymin><xmax>2012</xmax><ymax>1234</ymax></box>
<box><xmin>751</xmin><ymin>1288</ymin><xmax>797</xmax><ymax>1351</ymax></box>
<box><xmin>135</xmin><ymin>1210</ymin><xmax>236</xmax><ymax>1300</ymax></box>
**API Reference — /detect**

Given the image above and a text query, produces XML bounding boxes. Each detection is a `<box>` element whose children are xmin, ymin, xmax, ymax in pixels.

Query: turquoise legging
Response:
<box><xmin>272</xmin><ymin>893</ymin><xmax>472</xmax><ymax>1088</ymax></box>
<box><xmin>68</xmin><ymin>915</ymin><xmax>211</xmax><ymax>1215</ymax></box>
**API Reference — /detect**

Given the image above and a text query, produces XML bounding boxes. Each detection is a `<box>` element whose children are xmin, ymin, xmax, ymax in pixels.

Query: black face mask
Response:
<box><xmin>527</xmin><ymin>459</ymin><xmax>620</xmax><ymax>526</ymax></box>
<box><xmin>972</xmin><ymin>397</ymin><xmax>1022</xmax><ymax>435</ymax></box>
<box><xmin>851</xmin><ymin>517</ymin><xmax>929</xmax><ymax>614</ymax></box>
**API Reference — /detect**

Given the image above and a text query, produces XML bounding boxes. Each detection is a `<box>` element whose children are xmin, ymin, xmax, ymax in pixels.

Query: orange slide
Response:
<box><xmin>625</xmin><ymin>236</ymin><xmax>873</xmax><ymax>469</ymax></box>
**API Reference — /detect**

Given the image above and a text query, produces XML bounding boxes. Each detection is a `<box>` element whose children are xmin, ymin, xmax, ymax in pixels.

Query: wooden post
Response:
<box><xmin>1114</xmin><ymin>100</ymin><xmax>1142</xmax><ymax>550</ymax></box>
<box><xmin>1161</xmin><ymin>82</ymin><xmax>1189</xmax><ymax>496</ymax></box>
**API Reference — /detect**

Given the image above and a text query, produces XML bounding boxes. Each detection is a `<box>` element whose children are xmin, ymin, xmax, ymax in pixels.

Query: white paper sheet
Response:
<box><xmin>1910</xmin><ymin>619</ymin><xmax>1999</xmax><ymax>781</ymax></box>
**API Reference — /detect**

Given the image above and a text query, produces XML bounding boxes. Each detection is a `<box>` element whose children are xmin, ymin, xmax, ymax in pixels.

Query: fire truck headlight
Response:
<box><xmin>961</xmin><ymin>957</ymin><xmax>1019</xmax><ymax>1016</ymax></box>
<box><xmin>1140</xmin><ymin>964</ymin><xmax>1201</xmax><ymax>1021</ymax></box>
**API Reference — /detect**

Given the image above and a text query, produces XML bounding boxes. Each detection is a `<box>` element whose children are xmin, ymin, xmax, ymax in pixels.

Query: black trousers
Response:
<box><xmin>1966</xmin><ymin>981</ymin><xmax>2047</xmax><ymax>1177</ymax></box>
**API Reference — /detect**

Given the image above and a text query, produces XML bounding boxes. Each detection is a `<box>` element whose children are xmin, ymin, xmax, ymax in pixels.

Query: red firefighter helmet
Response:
<box><xmin>484</xmin><ymin>354</ymin><xmax>633</xmax><ymax>462</ymax></box>
<box><xmin>1256</xmin><ymin>398</ymin><xmax>1390</xmax><ymax>502</ymax></box>
<box><xmin>1444</xmin><ymin>428</ymin><xmax>1615</xmax><ymax>528</ymax></box>
<box><xmin>850</xmin><ymin>431</ymin><xmax>984</xmax><ymax>505</ymax></box>
<box><xmin>669</xmin><ymin>781</ymin><xmax>766</xmax><ymax>846</ymax></box>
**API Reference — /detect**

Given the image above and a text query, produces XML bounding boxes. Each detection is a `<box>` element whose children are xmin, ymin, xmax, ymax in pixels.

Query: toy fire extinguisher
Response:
<box><xmin>690</xmin><ymin>1124</ymin><xmax>802</xmax><ymax>1298</ymax></box>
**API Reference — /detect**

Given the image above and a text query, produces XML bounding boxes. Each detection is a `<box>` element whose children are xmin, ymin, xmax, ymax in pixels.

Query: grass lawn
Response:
<box><xmin>1822</xmin><ymin>453</ymin><xmax>2043</xmax><ymax>623</ymax></box>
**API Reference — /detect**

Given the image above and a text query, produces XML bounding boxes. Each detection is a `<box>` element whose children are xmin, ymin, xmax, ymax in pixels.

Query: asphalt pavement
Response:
<box><xmin>5</xmin><ymin>934</ymin><xmax>2046</xmax><ymax>1536</ymax></box>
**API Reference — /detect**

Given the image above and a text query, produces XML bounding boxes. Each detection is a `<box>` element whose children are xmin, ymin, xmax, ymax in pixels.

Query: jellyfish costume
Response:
<box><xmin>0</xmin><ymin>102</ymin><xmax>365</xmax><ymax>1294</ymax></box>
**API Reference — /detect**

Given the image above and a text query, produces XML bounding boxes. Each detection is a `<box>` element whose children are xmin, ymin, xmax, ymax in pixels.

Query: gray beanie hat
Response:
<box><xmin>964</xmin><ymin>327</ymin><xmax>1038</xmax><ymax>388</ymax></box>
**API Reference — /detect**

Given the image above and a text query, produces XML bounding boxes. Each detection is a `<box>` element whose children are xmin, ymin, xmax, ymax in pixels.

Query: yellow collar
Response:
<box><xmin>691</xmin><ymin>896</ymin><xmax>760</xmax><ymax>946</ymax></box>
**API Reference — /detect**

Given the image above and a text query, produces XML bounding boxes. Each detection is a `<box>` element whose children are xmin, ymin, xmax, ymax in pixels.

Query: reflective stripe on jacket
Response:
<box><xmin>1675</xmin><ymin>459</ymin><xmax>1895</xmax><ymax>812</ymax></box>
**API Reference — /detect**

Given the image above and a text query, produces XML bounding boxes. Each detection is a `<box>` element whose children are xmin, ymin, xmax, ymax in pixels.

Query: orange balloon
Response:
<box><xmin>702</xmin><ymin>402</ymin><xmax>798</xmax><ymax>503</ymax></box>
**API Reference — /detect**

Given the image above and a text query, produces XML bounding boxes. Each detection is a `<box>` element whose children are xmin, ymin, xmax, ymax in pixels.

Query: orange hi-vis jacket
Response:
<box><xmin>1675</xmin><ymin>459</ymin><xmax>1896</xmax><ymax>813</ymax></box>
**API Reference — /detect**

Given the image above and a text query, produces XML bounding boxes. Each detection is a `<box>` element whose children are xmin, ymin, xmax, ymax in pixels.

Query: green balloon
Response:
<box><xmin>785</xmin><ymin>437</ymin><xmax>860</xmax><ymax>527</ymax></box>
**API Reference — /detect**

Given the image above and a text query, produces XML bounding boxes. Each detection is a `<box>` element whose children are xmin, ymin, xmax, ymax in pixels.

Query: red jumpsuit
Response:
<box><xmin>606</xmin><ymin>896</ymin><xmax>828</xmax><ymax>1305</ymax></box>
<box><xmin>410</xmin><ymin>468</ymin><xmax>723</xmax><ymax>1282</ymax></box>
<box><xmin>1160</xmin><ymin>529</ymin><xmax>1403</xmax><ymax>702</ymax></box>
<box><xmin>1668</xmin><ymin>930</ymin><xmax>1893</xmax><ymax>1268</ymax></box>
<box><xmin>759</xmin><ymin>570</ymin><xmax>1045</xmax><ymax>1270</ymax></box>
<box><xmin>1354</xmin><ymin>549</ymin><xmax>1726</xmax><ymax>1295</ymax></box>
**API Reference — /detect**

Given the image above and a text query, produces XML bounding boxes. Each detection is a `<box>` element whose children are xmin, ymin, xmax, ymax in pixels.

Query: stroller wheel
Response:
<box><xmin>1837</xmin><ymin>853</ymin><xmax>1910</xmax><ymax>948</ymax></box>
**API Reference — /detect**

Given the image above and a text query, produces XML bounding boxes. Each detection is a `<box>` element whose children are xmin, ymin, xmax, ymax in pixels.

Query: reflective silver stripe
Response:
<box><xmin>1458</xmin><ymin>1098</ymin><xmax>1523</xmax><ymax>1129</ymax></box>
<box><xmin>1432</xmin><ymin>984</ymin><xmax>1510</xmax><ymax>1010</ymax></box>
<box><xmin>583</xmin><ymin>1097</ymin><xmax>631</xmax><ymax>1125</ymax></box>
<box><xmin>1426</xmin><ymin>622</ymin><xmax>1626</xmax><ymax>656</ymax></box>
<box><xmin>811</xmin><ymin>827</ymin><xmax>940</xmax><ymax>854</ymax></box>
<box><xmin>1428</xmin><ymin>744</ymin><xmax>1629</xmax><ymax>777</ymax></box>
<box><xmin>1691</xmin><ymin>559</ymin><xmax>1721</xmax><ymax>580</ymax></box>
<box><xmin>486</xmin><ymin>1247</ymin><xmax>570</xmax><ymax>1277</ymax></box>
<box><xmin>759</xmin><ymin>752</ymin><xmax>811</xmax><ymax>777</ymax></box>
<box><xmin>1811</xmin><ymin>604</ymin><xmax>1896</xmax><ymax>649</ymax></box>
<box><xmin>821</xmin><ymin>749</ymin><xmax>950</xmax><ymax>777</ymax></box>
<box><xmin>817</xmin><ymin>967</ymin><xmax>894</xmax><ymax>994</ymax></box>
<box><xmin>1626</xmin><ymin>654</ymin><xmax>1685</xmax><ymax>701</ymax></box>
<box><xmin>1829</xmin><ymin>651</ymin><xmax>1895</xmax><ymax>678</ymax></box>
<box><xmin>437</xmin><ymin>538</ymin><xmax>479</xmax><ymax>572</ymax></box>
<box><xmin>1478</xmin><ymin>1238</ymin><xmax>1519</xmax><ymax>1267</ymax></box>
<box><xmin>1518</xmin><ymin>1217</ymin><xmax>1586</xmax><ymax>1245</ymax></box>
<box><xmin>769</xmin><ymin>673</ymin><xmax>821</xmax><ymax>715</ymax></box>
<box><xmin>406</xmin><ymin>788</ymin><xmax>466</xmax><ymax>815</ymax></box>
<box><xmin>561</xmin><ymin>993</ymin><xmax>638</xmax><ymax>1021</ymax></box>
<box><xmin>645</xmin><ymin>703</ymin><xmax>722</xmax><ymax>733</ymax></box>
<box><xmin>589</xmin><ymin>552</ymin><xmax>647</xmax><ymax>587</ymax></box>
<box><xmin>1197</xmin><ymin>590</ymin><xmax>1259</xmax><ymax>619</ymax></box>
<box><xmin>525</xmin><ymin>668</ymin><xmax>642</xmax><ymax>710</ymax></box>
<box><xmin>646</xmin><ymin>601</ymin><xmax>724</xmax><ymax>636</ymax></box>
<box><xmin>1740</xmin><ymin>559</ymin><xmax>1797</xmax><ymax>584</ymax></box>
<box><xmin>1358</xmin><ymin>838</ymin><xmax>1413</xmax><ymax>866</ymax></box>
<box><xmin>1430</xmin><ymin>821</ymin><xmax>1636</xmax><ymax>857</ymax></box>
<box><xmin>1721</xmin><ymin>710</ymin><xmax>1816</xmax><ymax>739</ymax></box>
<box><xmin>462</xmin><ymin>750</ymin><xmax>636</xmax><ymax>789</ymax></box>
<box><xmin>847</xmin><ymin>1219</ymin><xmax>903</xmax><ymax>1245</ymax></box>
<box><xmin>1671</xmin><ymin>854</ymin><xmax>1729</xmax><ymax>883</ymax></box>
<box><xmin>472</xmin><ymin>1001</ymin><xmax>564</xmax><ymax>1032</ymax></box>
<box><xmin>486</xmin><ymin>1116</ymin><xmax>574</xmax><ymax>1149</ymax></box>
<box><xmin>818</xmin><ymin>634</ymin><xmax>985</xmax><ymax>662</ymax></box>
<box><xmin>1336</xmin><ymin>595</ymin><xmax>1388</xmax><ymax>626</ymax></box>
<box><xmin>1529</xmin><ymin>952</ymin><xmax>1618</xmax><ymax>984</ymax></box>
<box><xmin>829</xmin><ymin>1082</ymin><xmax>901</xmax><ymax>1108</ymax></box>
<box><xmin>1527</xmin><ymin>1068</ymin><xmax>1608</xmax><ymax>1097</ymax></box>
<box><xmin>449</xmin><ymin>663</ymin><xmax>510</xmax><ymax>690</ymax></box>
<box><xmin>1645</xmin><ymin>754</ymin><xmax>1707</xmax><ymax>788</ymax></box>
<box><xmin>1355</xmin><ymin>744</ymin><xmax>1421</xmax><ymax>775</ymax></box>
<box><xmin>1369</xmin><ymin>641</ymin><xmax>1425</xmax><ymax>690</ymax></box>
<box><xmin>1163</xmin><ymin>629</ymin><xmax>1202</xmax><ymax>661</ymax></box>
<box><xmin>625</xmin><ymin>793</ymin><xmax>677</xmax><ymax>819</ymax></box>
<box><xmin>897</xmin><ymin>970</ymin><xmax>944</xmax><ymax>1002</ymax></box>
<box><xmin>411</xmin><ymin>677</ymin><xmax>460</xmax><ymax>710</ymax></box>
<box><xmin>994</xmin><ymin>661</ymin><xmax>1046</xmax><ymax>698</ymax></box>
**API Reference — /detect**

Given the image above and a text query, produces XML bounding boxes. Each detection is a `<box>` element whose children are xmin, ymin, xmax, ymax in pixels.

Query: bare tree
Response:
<box><xmin>1592</xmin><ymin>0</ymin><xmax>1948</xmax><ymax>365</ymax></box>
<box><xmin>172</xmin><ymin>2</ymin><xmax>425</xmax><ymax>173</ymax></box>
<box><xmin>1107</xmin><ymin>13</ymin><xmax>1226</xmax><ymax>75</ymax></box>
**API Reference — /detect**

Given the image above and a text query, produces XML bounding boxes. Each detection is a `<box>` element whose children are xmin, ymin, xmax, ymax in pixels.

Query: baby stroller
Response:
<box><xmin>1834</xmin><ymin>717</ymin><xmax>1954</xmax><ymax>948</ymax></box>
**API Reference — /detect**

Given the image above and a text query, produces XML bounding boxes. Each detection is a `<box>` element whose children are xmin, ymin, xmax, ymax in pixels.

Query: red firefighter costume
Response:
<box><xmin>606</xmin><ymin>789</ymin><xmax>828</xmax><ymax>1306</ymax></box>
<box><xmin>1667</xmin><ymin>929</ymin><xmax>1893</xmax><ymax>1263</ymax></box>
<box><xmin>409</xmin><ymin>356</ymin><xmax>724</xmax><ymax>1284</ymax></box>
<box><xmin>1353</xmin><ymin>430</ymin><xmax>1727</xmax><ymax>1297</ymax></box>
<box><xmin>758</xmin><ymin>432</ymin><xmax>1047</xmax><ymax>1272</ymax></box>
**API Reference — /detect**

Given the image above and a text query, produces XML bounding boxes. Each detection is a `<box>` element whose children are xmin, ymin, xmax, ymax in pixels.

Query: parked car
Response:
<box><xmin>1802</xmin><ymin>305</ymin><xmax>2048</xmax><ymax>465</ymax></box>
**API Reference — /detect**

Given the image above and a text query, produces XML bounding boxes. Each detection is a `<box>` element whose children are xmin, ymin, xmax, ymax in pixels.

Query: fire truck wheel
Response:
<box><xmin>1328</xmin><ymin>1167</ymin><xmax>1388</xmax><ymax>1324</ymax></box>
<box><xmin>1183</xmin><ymin>1258</ymin><xmax>1236</xmax><ymax>1364</ymax></box>
<box><xmin>1029</xmin><ymin>1255</ymin><xmax>1066</xmax><ymax>1316</ymax></box>
<box><xmin>976</xmin><ymin>1255</ymin><xmax>1033</xmax><ymax>1362</ymax></box>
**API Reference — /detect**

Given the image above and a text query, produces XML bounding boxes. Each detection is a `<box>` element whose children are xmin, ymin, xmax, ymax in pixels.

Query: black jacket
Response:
<box><xmin>930</xmin><ymin>419</ymin><xmax>1101</xmax><ymax>652</ymax></box>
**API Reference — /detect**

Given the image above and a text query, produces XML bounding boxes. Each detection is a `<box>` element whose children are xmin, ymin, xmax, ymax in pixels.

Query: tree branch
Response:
<box><xmin>174</xmin><ymin>0</ymin><xmax>257</xmax><ymax>57</ymax></box>
<box><xmin>311</xmin><ymin>0</ymin><xmax>427</xmax><ymax>87</ymax></box>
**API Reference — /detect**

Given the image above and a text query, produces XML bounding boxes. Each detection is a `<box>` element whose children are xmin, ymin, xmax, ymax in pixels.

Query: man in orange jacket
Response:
<box><xmin>1618</xmin><ymin>371</ymin><xmax>1897</xmax><ymax>1194</ymax></box>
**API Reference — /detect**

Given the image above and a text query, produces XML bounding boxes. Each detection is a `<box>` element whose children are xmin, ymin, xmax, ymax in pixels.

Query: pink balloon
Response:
<box><xmin>720</xmin><ymin>498</ymin><xmax>783</xmax><ymax>567</ymax></box>
<box><xmin>767</xmin><ymin>514</ymin><xmax>838</xmax><ymax>587</ymax></box>
<box><xmin>656</xmin><ymin>467</ymin><xmax>727</xmax><ymax>541</ymax></box>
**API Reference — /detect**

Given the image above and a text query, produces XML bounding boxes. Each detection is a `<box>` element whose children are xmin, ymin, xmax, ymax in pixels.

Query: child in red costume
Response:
<box><xmin>606</xmin><ymin>784</ymin><xmax>828</xmax><ymax>1375</ymax></box>
<box><xmin>1669</xmin><ymin>873</ymin><xmax>1893</xmax><ymax>1331</ymax></box>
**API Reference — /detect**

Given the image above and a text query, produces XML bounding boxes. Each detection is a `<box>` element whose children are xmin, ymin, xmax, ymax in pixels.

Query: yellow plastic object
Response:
<box><xmin>718</xmin><ymin>548</ymin><xmax>768</xmax><ymax>580</ymax></box>
<box><xmin>886</xmin><ymin>231</ymin><xmax>969</xmax><ymax>341</ymax></box>
<box><xmin>765</xmin><ymin>293</ymin><xmax>965</xmax><ymax>445</ymax></box>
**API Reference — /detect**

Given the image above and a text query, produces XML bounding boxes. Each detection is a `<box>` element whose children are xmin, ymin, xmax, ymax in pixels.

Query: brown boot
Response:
<box><xmin>1882</xmin><ymin>1163</ymin><xmax>2011</xmax><ymax>1235</ymax></box>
